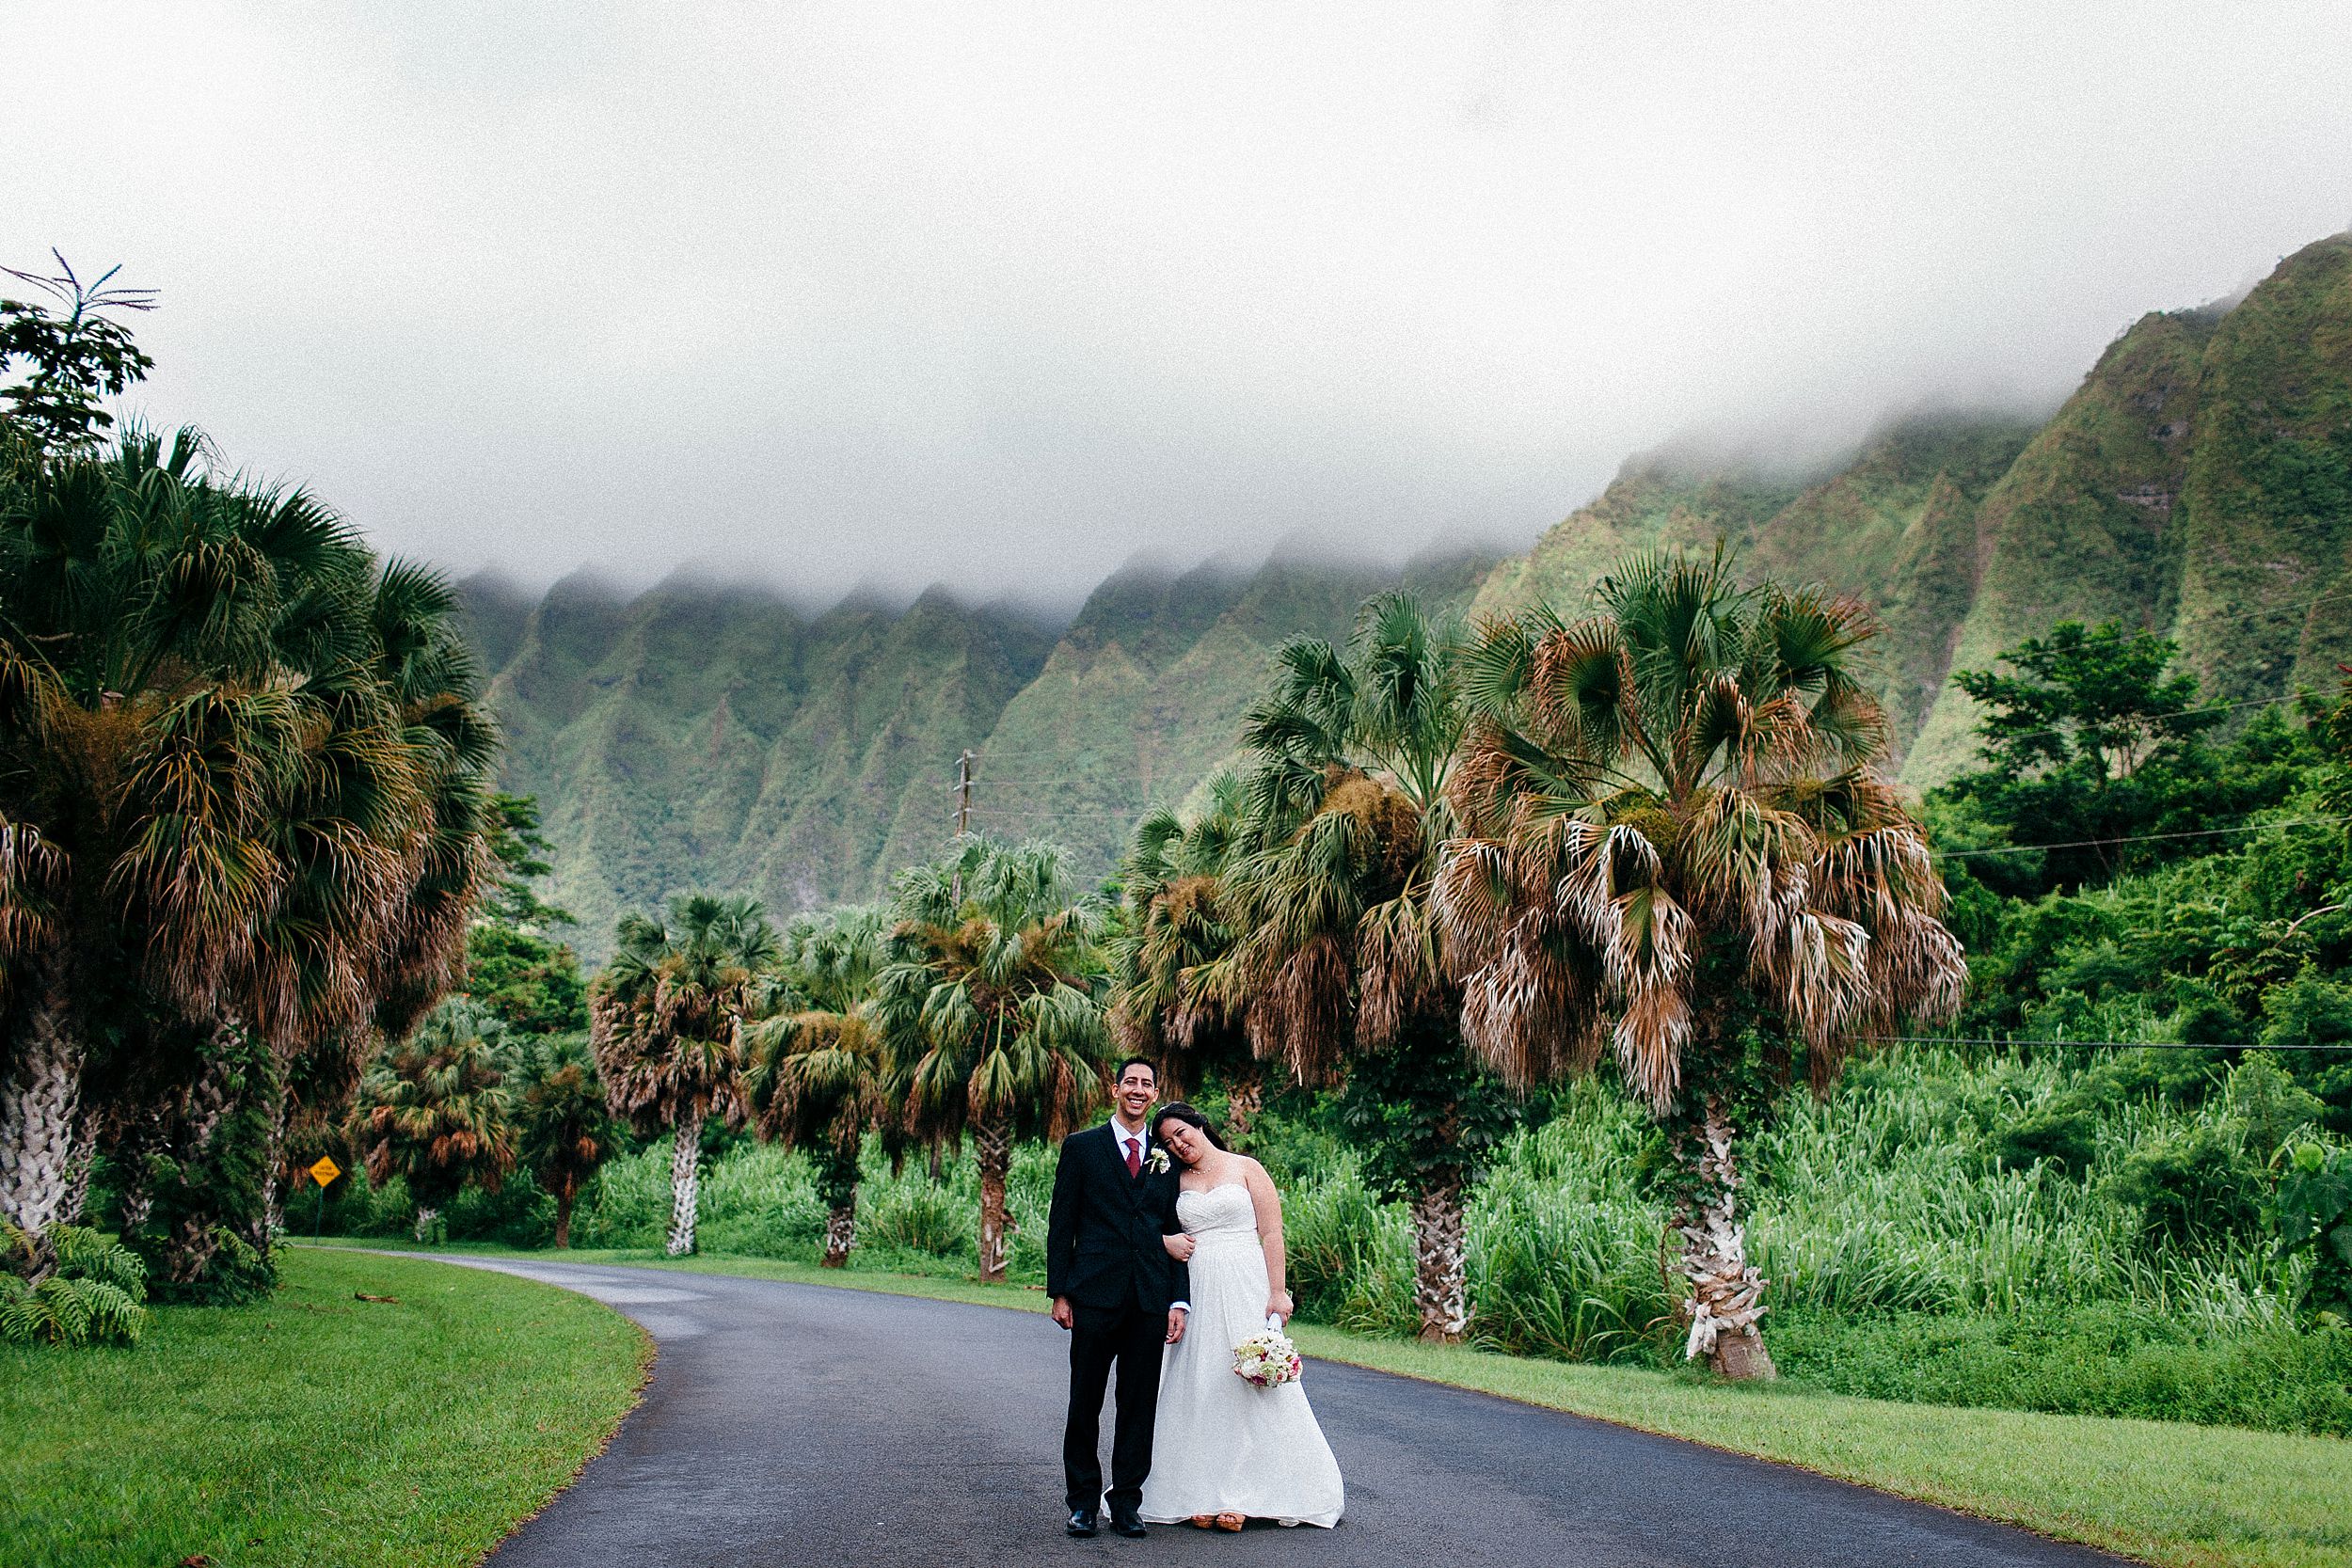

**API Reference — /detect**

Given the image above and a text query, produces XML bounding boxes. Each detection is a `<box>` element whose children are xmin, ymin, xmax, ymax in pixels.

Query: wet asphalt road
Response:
<box><xmin>428</xmin><ymin>1255</ymin><xmax>2127</xmax><ymax>1568</ymax></box>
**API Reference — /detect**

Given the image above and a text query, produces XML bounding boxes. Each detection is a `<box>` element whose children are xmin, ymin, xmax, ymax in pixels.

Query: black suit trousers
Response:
<box><xmin>1063</xmin><ymin>1297</ymin><xmax>1166</xmax><ymax>1513</ymax></box>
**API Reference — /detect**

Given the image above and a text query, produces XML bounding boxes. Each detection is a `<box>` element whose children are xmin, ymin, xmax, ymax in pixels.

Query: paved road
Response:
<box><xmin>433</xmin><ymin>1255</ymin><xmax>2126</xmax><ymax>1568</ymax></box>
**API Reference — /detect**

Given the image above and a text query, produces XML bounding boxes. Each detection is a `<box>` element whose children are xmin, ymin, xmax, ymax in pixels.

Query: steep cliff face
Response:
<box><xmin>469</xmin><ymin>232</ymin><xmax>2352</xmax><ymax>946</ymax></box>
<box><xmin>2172</xmin><ymin>232</ymin><xmax>2352</xmax><ymax>703</ymax></box>
<box><xmin>1899</xmin><ymin>309</ymin><xmax>2217</xmax><ymax>779</ymax></box>
<box><xmin>468</xmin><ymin>548</ymin><xmax>1491</xmax><ymax>954</ymax></box>
<box><xmin>473</xmin><ymin>574</ymin><xmax>1057</xmax><ymax>951</ymax></box>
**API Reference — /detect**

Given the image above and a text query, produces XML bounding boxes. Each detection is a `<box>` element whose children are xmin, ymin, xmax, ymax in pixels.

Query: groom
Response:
<box><xmin>1046</xmin><ymin>1056</ymin><xmax>1190</xmax><ymax>1539</ymax></box>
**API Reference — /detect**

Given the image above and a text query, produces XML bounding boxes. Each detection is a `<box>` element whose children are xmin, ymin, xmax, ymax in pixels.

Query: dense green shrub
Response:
<box><xmin>1768</xmin><ymin>1304</ymin><xmax>2352</xmax><ymax>1435</ymax></box>
<box><xmin>1</xmin><ymin>1225</ymin><xmax>149</xmax><ymax>1347</ymax></box>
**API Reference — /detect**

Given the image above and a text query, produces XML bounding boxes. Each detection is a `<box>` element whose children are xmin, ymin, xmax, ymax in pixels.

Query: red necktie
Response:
<box><xmin>1125</xmin><ymin>1136</ymin><xmax>1141</xmax><ymax>1179</ymax></box>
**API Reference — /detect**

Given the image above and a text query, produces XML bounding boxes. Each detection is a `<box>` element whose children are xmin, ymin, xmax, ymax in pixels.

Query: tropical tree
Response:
<box><xmin>742</xmin><ymin>905</ymin><xmax>894</xmax><ymax>1267</ymax></box>
<box><xmin>590</xmin><ymin>894</ymin><xmax>777</xmax><ymax>1256</ymax></box>
<box><xmin>0</xmin><ymin>273</ymin><xmax>497</xmax><ymax>1286</ymax></box>
<box><xmin>0</xmin><ymin>414</ymin><xmax>496</xmax><ymax>1286</ymax></box>
<box><xmin>1938</xmin><ymin>620</ymin><xmax>2303</xmax><ymax>897</ymax></box>
<box><xmin>1435</xmin><ymin>550</ymin><xmax>1964</xmax><ymax>1378</ymax></box>
<box><xmin>1205</xmin><ymin>592</ymin><xmax>1514</xmax><ymax>1343</ymax></box>
<box><xmin>1</xmin><ymin>251</ymin><xmax>156</xmax><ymax>449</ymax></box>
<box><xmin>353</xmin><ymin>999</ymin><xmax>516</xmax><ymax>1242</ymax></box>
<box><xmin>1107</xmin><ymin>770</ymin><xmax>1274</xmax><ymax>1139</ymax></box>
<box><xmin>876</xmin><ymin>837</ymin><xmax>1108</xmax><ymax>1283</ymax></box>
<box><xmin>512</xmin><ymin>1034</ymin><xmax>613</xmax><ymax>1248</ymax></box>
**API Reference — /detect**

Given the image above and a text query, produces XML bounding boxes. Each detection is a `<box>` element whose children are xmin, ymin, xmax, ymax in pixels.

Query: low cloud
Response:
<box><xmin>8</xmin><ymin>3</ymin><xmax>2349</xmax><ymax>612</ymax></box>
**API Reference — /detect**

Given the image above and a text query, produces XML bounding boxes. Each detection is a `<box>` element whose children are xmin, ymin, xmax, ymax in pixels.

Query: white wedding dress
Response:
<box><xmin>1137</xmin><ymin>1182</ymin><xmax>1345</xmax><ymax>1528</ymax></box>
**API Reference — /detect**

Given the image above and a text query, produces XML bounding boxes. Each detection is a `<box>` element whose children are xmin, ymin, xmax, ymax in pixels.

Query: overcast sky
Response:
<box><xmin>8</xmin><ymin>3</ymin><xmax>2350</xmax><ymax>612</ymax></box>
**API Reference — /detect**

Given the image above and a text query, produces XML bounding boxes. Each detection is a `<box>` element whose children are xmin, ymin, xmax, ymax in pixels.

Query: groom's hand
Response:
<box><xmin>1166</xmin><ymin>1307</ymin><xmax>1187</xmax><ymax>1345</ymax></box>
<box><xmin>1051</xmin><ymin>1296</ymin><xmax>1073</xmax><ymax>1330</ymax></box>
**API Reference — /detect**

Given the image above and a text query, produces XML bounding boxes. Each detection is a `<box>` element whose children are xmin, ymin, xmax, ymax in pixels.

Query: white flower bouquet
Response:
<box><xmin>1232</xmin><ymin>1320</ymin><xmax>1303</xmax><ymax>1388</ymax></box>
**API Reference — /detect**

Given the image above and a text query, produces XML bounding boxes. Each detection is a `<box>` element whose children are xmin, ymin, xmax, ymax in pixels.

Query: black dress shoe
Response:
<box><xmin>1067</xmin><ymin>1509</ymin><xmax>1099</xmax><ymax>1537</ymax></box>
<box><xmin>1109</xmin><ymin>1507</ymin><xmax>1148</xmax><ymax>1538</ymax></box>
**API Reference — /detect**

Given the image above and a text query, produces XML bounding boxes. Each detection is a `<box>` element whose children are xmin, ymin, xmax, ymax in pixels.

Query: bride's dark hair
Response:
<box><xmin>1152</xmin><ymin>1102</ymin><xmax>1226</xmax><ymax>1162</ymax></box>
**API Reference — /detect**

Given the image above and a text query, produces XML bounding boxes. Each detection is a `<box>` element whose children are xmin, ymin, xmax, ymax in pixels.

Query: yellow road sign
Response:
<box><xmin>308</xmin><ymin>1155</ymin><xmax>342</xmax><ymax>1187</ymax></box>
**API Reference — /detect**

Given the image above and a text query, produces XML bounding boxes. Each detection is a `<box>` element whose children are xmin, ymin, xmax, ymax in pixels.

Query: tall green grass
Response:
<box><xmin>319</xmin><ymin>1047</ymin><xmax>2351</xmax><ymax>1433</ymax></box>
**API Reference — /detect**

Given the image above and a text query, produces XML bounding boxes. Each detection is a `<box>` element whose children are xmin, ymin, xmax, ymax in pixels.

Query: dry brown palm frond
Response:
<box><xmin>1357</xmin><ymin>887</ymin><xmax>1439</xmax><ymax>1048</ymax></box>
<box><xmin>1679</xmin><ymin>672</ymin><xmax>1752</xmax><ymax>785</ymax></box>
<box><xmin>1614</xmin><ymin>979</ymin><xmax>1692</xmax><ymax>1114</ymax></box>
<box><xmin>1677</xmin><ymin>787</ymin><xmax>1811</xmax><ymax>929</ymax></box>
<box><xmin>1856</xmin><ymin>906</ymin><xmax>1967</xmax><ymax>1032</ymax></box>
<box><xmin>1432</xmin><ymin>835</ymin><xmax>1516</xmax><ymax>976</ymax></box>
<box><xmin>1457</xmin><ymin>922</ymin><xmax>1607</xmax><ymax>1088</ymax></box>
<box><xmin>1739</xmin><ymin>689</ymin><xmax>1822</xmax><ymax>783</ymax></box>
<box><xmin>1813</xmin><ymin>823</ymin><xmax>1947</xmax><ymax>929</ymax></box>
<box><xmin>1247</xmin><ymin>931</ymin><xmax>1353</xmax><ymax>1084</ymax></box>
<box><xmin>1446</xmin><ymin>719</ymin><xmax>1527</xmax><ymax>832</ymax></box>
<box><xmin>1528</xmin><ymin>619</ymin><xmax>1633</xmax><ymax>753</ymax></box>
<box><xmin>0</xmin><ymin>809</ymin><xmax>67</xmax><ymax>992</ymax></box>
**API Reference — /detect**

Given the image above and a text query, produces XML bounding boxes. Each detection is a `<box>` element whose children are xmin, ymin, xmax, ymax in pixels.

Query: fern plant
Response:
<box><xmin>1</xmin><ymin>1222</ymin><xmax>151</xmax><ymax>1346</ymax></box>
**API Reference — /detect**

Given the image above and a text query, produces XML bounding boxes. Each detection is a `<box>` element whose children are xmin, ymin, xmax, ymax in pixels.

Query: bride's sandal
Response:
<box><xmin>1215</xmin><ymin>1513</ymin><xmax>1246</xmax><ymax>1532</ymax></box>
<box><xmin>1189</xmin><ymin>1516</ymin><xmax>1216</xmax><ymax>1529</ymax></box>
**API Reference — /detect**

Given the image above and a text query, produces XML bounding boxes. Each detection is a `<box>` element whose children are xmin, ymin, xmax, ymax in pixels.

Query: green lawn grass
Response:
<box><xmin>328</xmin><ymin>1238</ymin><xmax>2352</xmax><ymax>1568</ymax></box>
<box><xmin>2</xmin><ymin>1247</ymin><xmax>648</xmax><ymax>1568</ymax></box>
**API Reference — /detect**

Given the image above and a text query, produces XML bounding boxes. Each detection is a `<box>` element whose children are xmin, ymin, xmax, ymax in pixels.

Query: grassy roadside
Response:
<box><xmin>2</xmin><ymin>1248</ymin><xmax>648</xmax><ymax>1568</ymax></box>
<box><xmin>326</xmin><ymin>1238</ymin><xmax>2352</xmax><ymax>1568</ymax></box>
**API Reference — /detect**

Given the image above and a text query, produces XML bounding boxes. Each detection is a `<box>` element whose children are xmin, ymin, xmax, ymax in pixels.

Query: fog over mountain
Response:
<box><xmin>9</xmin><ymin>4</ymin><xmax>2352</xmax><ymax>612</ymax></box>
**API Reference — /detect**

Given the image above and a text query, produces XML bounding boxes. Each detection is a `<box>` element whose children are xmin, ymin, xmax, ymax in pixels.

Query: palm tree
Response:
<box><xmin>742</xmin><ymin>906</ymin><xmax>894</xmax><ymax>1267</ymax></box>
<box><xmin>1206</xmin><ymin>592</ymin><xmax>1512</xmax><ymax>1343</ymax></box>
<box><xmin>1435</xmin><ymin>549</ymin><xmax>1964</xmax><ymax>1378</ymax></box>
<box><xmin>0</xmin><ymin>420</ymin><xmax>496</xmax><ymax>1282</ymax></box>
<box><xmin>876</xmin><ymin>837</ymin><xmax>1108</xmax><ymax>1284</ymax></box>
<box><xmin>221</xmin><ymin>560</ymin><xmax>499</xmax><ymax>1270</ymax></box>
<box><xmin>590</xmin><ymin>894</ymin><xmax>777</xmax><ymax>1256</ymax></box>
<box><xmin>1108</xmin><ymin>771</ymin><xmax>1272</xmax><ymax>1139</ymax></box>
<box><xmin>513</xmin><ymin>1034</ymin><xmax>613</xmax><ymax>1249</ymax></box>
<box><xmin>354</xmin><ymin>999</ymin><xmax>516</xmax><ymax>1241</ymax></box>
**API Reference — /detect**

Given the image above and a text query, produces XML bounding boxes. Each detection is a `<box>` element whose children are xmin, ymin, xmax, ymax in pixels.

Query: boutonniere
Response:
<box><xmin>1145</xmin><ymin>1148</ymin><xmax>1171</xmax><ymax>1176</ymax></box>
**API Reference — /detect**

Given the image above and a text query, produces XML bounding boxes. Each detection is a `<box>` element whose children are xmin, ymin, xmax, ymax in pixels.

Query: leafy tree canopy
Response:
<box><xmin>1940</xmin><ymin>621</ymin><xmax>2318</xmax><ymax>897</ymax></box>
<box><xmin>0</xmin><ymin>252</ymin><xmax>156</xmax><ymax>450</ymax></box>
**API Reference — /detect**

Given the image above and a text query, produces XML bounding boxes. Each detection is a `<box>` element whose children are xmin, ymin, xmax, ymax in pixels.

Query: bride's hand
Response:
<box><xmin>1163</xmin><ymin>1231</ymin><xmax>1196</xmax><ymax>1261</ymax></box>
<box><xmin>1267</xmin><ymin>1289</ymin><xmax>1294</xmax><ymax>1323</ymax></box>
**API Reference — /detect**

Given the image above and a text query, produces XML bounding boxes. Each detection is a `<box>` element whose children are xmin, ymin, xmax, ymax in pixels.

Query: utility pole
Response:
<box><xmin>951</xmin><ymin>750</ymin><xmax>975</xmax><ymax>906</ymax></box>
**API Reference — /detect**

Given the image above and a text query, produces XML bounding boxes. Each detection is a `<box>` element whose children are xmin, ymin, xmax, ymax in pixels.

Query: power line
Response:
<box><xmin>1954</xmin><ymin>689</ymin><xmax>2324</xmax><ymax>754</ymax></box>
<box><xmin>967</xmin><ymin>807</ymin><xmax>1146</xmax><ymax>822</ymax></box>
<box><xmin>1871</xmin><ymin>1034</ymin><xmax>2350</xmax><ymax>1053</ymax></box>
<box><xmin>1934</xmin><ymin>814</ymin><xmax>2349</xmax><ymax>861</ymax></box>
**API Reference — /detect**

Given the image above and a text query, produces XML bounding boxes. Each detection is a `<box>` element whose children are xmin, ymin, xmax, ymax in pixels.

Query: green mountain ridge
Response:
<box><xmin>462</xmin><ymin>230</ymin><xmax>2352</xmax><ymax>951</ymax></box>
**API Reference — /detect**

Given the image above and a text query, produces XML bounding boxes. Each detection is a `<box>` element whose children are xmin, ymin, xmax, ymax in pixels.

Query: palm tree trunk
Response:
<box><xmin>58</xmin><ymin>1109</ymin><xmax>96</xmax><ymax>1227</ymax></box>
<box><xmin>1226</xmin><ymin>1069</ymin><xmax>1264</xmax><ymax>1144</ymax></box>
<box><xmin>413</xmin><ymin>1204</ymin><xmax>440</xmax><ymax>1243</ymax></box>
<box><xmin>823</xmin><ymin>1188</ymin><xmax>857</xmax><ymax>1268</ymax></box>
<box><xmin>116</xmin><ymin>1127</ymin><xmax>154</xmax><ymax>1234</ymax></box>
<box><xmin>158</xmin><ymin>1025</ymin><xmax>239</xmax><ymax>1287</ymax></box>
<box><xmin>553</xmin><ymin>1175</ymin><xmax>576</xmax><ymax>1249</ymax></box>
<box><xmin>974</xmin><ymin>1117</ymin><xmax>1011</xmax><ymax>1284</ymax></box>
<box><xmin>248</xmin><ymin>1086</ymin><xmax>290</xmax><ymax>1259</ymax></box>
<box><xmin>666</xmin><ymin>1111</ymin><xmax>704</xmax><ymax>1256</ymax></box>
<box><xmin>1674</xmin><ymin>1101</ymin><xmax>1775</xmax><ymax>1380</ymax></box>
<box><xmin>0</xmin><ymin>954</ymin><xmax>84</xmax><ymax>1276</ymax></box>
<box><xmin>1408</xmin><ymin>1171</ymin><xmax>1470</xmax><ymax>1343</ymax></box>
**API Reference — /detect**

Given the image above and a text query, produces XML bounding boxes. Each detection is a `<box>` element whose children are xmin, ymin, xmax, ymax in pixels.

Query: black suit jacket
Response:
<box><xmin>1045</xmin><ymin>1122</ymin><xmax>1191</xmax><ymax>1312</ymax></box>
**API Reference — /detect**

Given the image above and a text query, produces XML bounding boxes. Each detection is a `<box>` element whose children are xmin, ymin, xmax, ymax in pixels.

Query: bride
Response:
<box><xmin>1138</xmin><ymin>1103</ymin><xmax>1344</xmax><ymax>1530</ymax></box>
